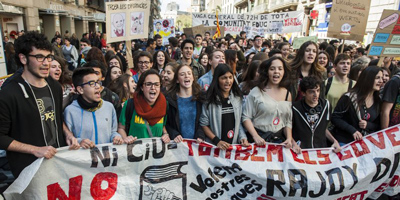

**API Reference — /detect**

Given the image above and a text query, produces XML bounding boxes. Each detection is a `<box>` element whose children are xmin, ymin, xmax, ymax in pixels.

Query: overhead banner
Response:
<box><xmin>192</xmin><ymin>13</ymin><xmax>245</xmax><ymax>36</ymax></box>
<box><xmin>5</xmin><ymin>126</ymin><xmax>400</xmax><ymax>199</ymax></box>
<box><xmin>184</xmin><ymin>25</ymin><xmax>225</xmax><ymax>39</ymax></box>
<box><xmin>368</xmin><ymin>10</ymin><xmax>400</xmax><ymax>57</ymax></box>
<box><xmin>153</xmin><ymin>19</ymin><xmax>175</xmax><ymax>46</ymax></box>
<box><xmin>327</xmin><ymin>0</ymin><xmax>371</xmax><ymax>41</ymax></box>
<box><xmin>244</xmin><ymin>11</ymin><xmax>304</xmax><ymax>39</ymax></box>
<box><xmin>106</xmin><ymin>1</ymin><xmax>150</xmax><ymax>43</ymax></box>
<box><xmin>192</xmin><ymin>11</ymin><xmax>304</xmax><ymax>37</ymax></box>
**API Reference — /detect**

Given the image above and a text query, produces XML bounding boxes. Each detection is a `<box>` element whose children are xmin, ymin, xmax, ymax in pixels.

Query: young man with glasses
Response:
<box><xmin>64</xmin><ymin>68</ymin><xmax>123</xmax><ymax>149</ymax></box>
<box><xmin>133</xmin><ymin>51</ymin><xmax>153</xmax><ymax>83</ymax></box>
<box><xmin>244</xmin><ymin>35</ymin><xmax>262</xmax><ymax>57</ymax></box>
<box><xmin>0</xmin><ymin>31</ymin><xmax>79</xmax><ymax>178</ymax></box>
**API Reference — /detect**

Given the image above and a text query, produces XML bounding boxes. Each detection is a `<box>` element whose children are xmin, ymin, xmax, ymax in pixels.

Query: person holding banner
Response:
<box><xmin>331</xmin><ymin>66</ymin><xmax>383</xmax><ymax>146</ymax></box>
<box><xmin>64</xmin><ymin>68</ymin><xmax>123</xmax><ymax>148</ymax></box>
<box><xmin>0</xmin><ymin>31</ymin><xmax>78</xmax><ymax>177</ymax></box>
<box><xmin>292</xmin><ymin>76</ymin><xmax>340</xmax><ymax>151</ymax></box>
<box><xmin>118</xmin><ymin>70</ymin><xmax>170</xmax><ymax>144</ymax></box>
<box><xmin>166</xmin><ymin>65</ymin><xmax>205</xmax><ymax>143</ymax></box>
<box><xmin>290</xmin><ymin>41</ymin><xmax>325</xmax><ymax>101</ymax></box>
<box><xmin>242</xmin><ymin>57</ymin><xmax>293</xmax><ymax>148</ymax></box>
<box><xmin>200</xmin><ymin>64</ymin><xmax>248</xmax><ymax>150</ymax></box>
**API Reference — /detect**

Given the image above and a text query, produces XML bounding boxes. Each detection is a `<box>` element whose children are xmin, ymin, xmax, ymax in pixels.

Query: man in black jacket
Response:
<box><xmin>0</xmin><ymin>31</ymin><xmax>79</xmax><ymax>177</ymax></box>
<box><xmin>292</xmin><ymin>76</ymin><xmax>340</xmax><ymax>152</ymax></box>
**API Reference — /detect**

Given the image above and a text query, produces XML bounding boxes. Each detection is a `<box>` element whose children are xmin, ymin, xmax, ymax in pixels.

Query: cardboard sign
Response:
<box><xmin>184</xmin><ymin>25</ymin><xmax>225</xmax><ymax>38</ymax></box>
<box><xmin>292</xmin><ymin>36</ymin><xmax>318</xmax><ymax>49</ymax></box>
<box><xmin>327</xmin><ymin>0</ymin><xmax>371</xmax><ymax>41</ymax></box>
<box><xmin>5</xmin><ymin>126</ymin><xmax>400</xmax><ymax>199</ymax></box>
<box><xmin>153</xmin><ymin>19</ymin><xmax>175</xmax><ymax>45</ymax></box>
<box><xmin>106</xmin><ymin>1</ymin><xmax>150</xmax><ymax>43</ymax></box>
<box><xmin>369</xmin><ymin>10</ymin><xmax>400</xmax><ymax>57</ymax></box>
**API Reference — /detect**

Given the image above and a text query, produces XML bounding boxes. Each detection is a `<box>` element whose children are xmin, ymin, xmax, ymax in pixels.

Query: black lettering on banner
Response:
<box><xmin>111</xmin><ymin>148</ymin><xmax>118</xmax><ymax>167</ymax></box>
<box><xmin>152</xmin><ymin>138</ymin><xmax>165</xmax><ymax>159</ymax></box>
<box><xmin>342</xmin><ymin>163</ymin><xmax>358</xmax><ymax>189</ymax></box>
<box><xmin>90</xmin><ymin>146</ymin><xmax>115</xmax><ymax>168</ymax></box>
<box><xmin>223</xmin><ymin>163</ymin><xmax>242</xmax><ymax>175</ymax></box>
<box><xmin>389</xmin><ymin>153</ymin><xmax>400</xmax><ymax>178</ymax></box>
<box><xmin>127</xmin><ymin>140</ymin><xmax>143</xmax><ymax>162</ymax></box>
<box><xmin>190</xmin><ymin>174</ymin><xmax>207</xmax><ymax>193</ymax></box>
<box><xmin>308</xmin><ymin>171</ymin><xmax>326</xmax><ymax>197</ymax></box>
<box><xmin>266</xmin><ymin>169</ymin><xmax>287</xmax><ymax>196</ymax></box>
<box><xmin>326</xmin><ymin>168</ymin><xmax>344</xmax><ymax>195</ymax></box>
<box><xmin>288</xmin><ymin>169</ymin><xmax>307</xmax><ymax>197</ymax></box>
<box><xmin>371</xmin><ymin>157</ymin><xmax>391</xmax><ymax>183</ymax></box>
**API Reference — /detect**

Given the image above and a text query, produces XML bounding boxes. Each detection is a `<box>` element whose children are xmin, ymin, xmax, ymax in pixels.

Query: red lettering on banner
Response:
<box><xmin>225</xmin><ymin>148</ymin><xmax>233</xmax><ymax>159</ymax></box>
<box><xmin>284</xmin><ymin>18</ymin><xmax>301</xmax><ymax>26</ymax></box>
<box><xmin>385</xmin><ymin>127</ymin><xmax>400</xmax><ymax>147</ymax></box>
<box><xmin>198</xmin><ymin>143</ymin><xmax>213</xmax><ymax>156</ymax></box>
<box><xmin>336</xmin><ymin>190</ymin><xmax>367</xmax><ymax>200</ymax></box>
<box><xmin>290</xmin><ymin>150</ymin><xmax>305</xmax><ymax>163</ymax></box>
<box><xmin>251</xmin><ymin>144</ymin><xmax>265</xmax><ymax>162</ymax></box>
<box><xmin>90</xmin><ymin>172</ymin><xmax>118</xmax><ymax>200</ymax></box>
<box><xmin>389</xmin><ymin>175</ymin><xmax>400</xmax><ymax>187</ymax></box>
<box><xmin>185</xmin><ymin>140</ymin><xmax>195</xmax><ymax>156</ymax></box>
<box><xmin>336</xmin><ymin>149</ymin><xmax>353</xmax><ymax>161</ymax></box>
<box><xmin>266</xmin><ymin>144</ymin><xmax>283</xmax><ymax>162</ymax></box>
<box><xmin>302</xmin><ymin>151</ymin><xmax>317</xmax><ymax>165</ymax></box>
<box><xmin>350</xmin><ymin>140</ymin><xmax>371</xmax><ymax>157</ymax></box>
<box><xmin>316</xmin><ymin>150</ymin><xmax>332</xmax><ymax>165</ymax></box>
<box><xmin>47</xmin><ymin>175</ymin><xmax>83</xmax><ymax>200</ymax></box>
<box><xmin>366</xmin><ymin>132</ymin><xmax>386</xmax><ymax>149</ymax></box>
<box><xmin>375</xmin><ymin>183</ymin><xmax>389</xmax><ymax>193</ymax></box>
<box><xmin>235</xmin><ymin>145</ymin><xmax>252</xmax><ymax>160</ymax></box>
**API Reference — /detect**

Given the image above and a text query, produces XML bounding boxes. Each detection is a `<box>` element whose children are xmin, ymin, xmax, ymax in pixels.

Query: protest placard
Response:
<box><xmin>5</xmin><ymin>126</ymin><xmax>400</xmax><ymax>199</ymax></box>
<box><xmin>153</xmin><ymin>19</ymin><xmax>175</xmax><ymax>45</ymax></box>
<box><xmin>244</xmin><ymin>11</ymin><xmax>304</xmax><ymax>39</ymax></box>
<box><xmin>106</xmin><ymin>1</ymin><xmax>150</xmax><ymax>43</ymax></box>
<box><xmin>184</xmin><ymin>25</ymin><xmax>225</xmax><ymax>38</ymax></box>
<box><xmin>292</xmin><ymin>36</ymin><xmax>318</xmax><ymax>49</ymax></box>
<box><xmin>327</xmin><ymin>0</ymin><xmax>371</xmax><ymax>41</ymax></box>
<box><xmin>368</xmin><ymin>10</ymin><xmax>400</xmax><ymax>57</ymax></box>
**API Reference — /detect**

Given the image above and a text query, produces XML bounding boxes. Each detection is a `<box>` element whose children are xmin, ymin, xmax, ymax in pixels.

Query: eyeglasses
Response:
<box><xmin>27</xmin><ymin>54</ymin><xmax>55</xmax><ymax>62</ymax></box>
<box><xmin>138</xmin><ymin>61</ymin><xmax>151</xmax><ymax>65</ymax></box>
<box><xmin>143</xmin><ymin>82</ymin><xmax>161</xmax><ymax>88</ymax></box>
<box><xmin>80</xmin><ymin>80</ymin><xmax>102</xmax><ymax>88</ymax></box>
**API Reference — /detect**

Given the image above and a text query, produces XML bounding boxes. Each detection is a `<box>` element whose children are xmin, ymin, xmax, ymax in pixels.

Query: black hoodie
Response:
<box><xmin>0</xmin><ymin>73</ymin><xmax>66</xmax><ymax>177</ymax></box>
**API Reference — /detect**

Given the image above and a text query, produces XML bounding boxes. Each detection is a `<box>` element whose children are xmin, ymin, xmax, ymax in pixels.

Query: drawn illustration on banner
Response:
<box><xmin>140</xmin><ymin>162</ymin><xmax>187</xmax><ymax>200</ymax></box>
<box><xmin>111</xmin><ymin>13</ymin><xmax>126</xmax><ymax>38</ymax></box>
<box><xmin>131</xmin><ymin>12</ymin><xmax>144</xmax><ymax>35</ymax></box>
<box><xmin>154</xmin><ymin>19</ymin><xmax>175</xmax><ymax>45</ymax></box>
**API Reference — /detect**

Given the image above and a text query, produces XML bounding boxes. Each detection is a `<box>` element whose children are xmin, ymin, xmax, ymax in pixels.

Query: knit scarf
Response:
<box><xmin>133</xmin><ymin>92</ymin><xmax>167</xmax><ymax>126</ymax></box>
<box><xmin>77</xmin><ymin>95</ymin><xmax>103</xmax><ymax>112</ymax></box>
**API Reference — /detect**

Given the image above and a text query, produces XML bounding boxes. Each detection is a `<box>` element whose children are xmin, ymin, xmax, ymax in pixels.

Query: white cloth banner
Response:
<box><xmin>192</xmin><ymin>11</ymin><xmax>304</xmax><ymax>37</ymax></box>
<box><xmin>5</xmin><ymin>126</ymin><xmax>400</xmax><ymax>199</ymax></box>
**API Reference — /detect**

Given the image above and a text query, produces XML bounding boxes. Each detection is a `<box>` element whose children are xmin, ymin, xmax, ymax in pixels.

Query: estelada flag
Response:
<box><xmin>213</xmin><ymin>10</ymin><xmax>221</xmax><ymax>39</ymax></box>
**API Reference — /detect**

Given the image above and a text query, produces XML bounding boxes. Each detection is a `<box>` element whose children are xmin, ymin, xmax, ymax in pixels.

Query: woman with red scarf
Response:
<box><xmin>118</xmin><ymin>69</ymin><xmax>171</xmax><ymax>144</ymax></box>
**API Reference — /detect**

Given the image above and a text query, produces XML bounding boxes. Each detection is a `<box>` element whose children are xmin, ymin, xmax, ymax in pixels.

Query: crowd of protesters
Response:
<box><xmin>1</xmin><ymin>29</ymin><xmax>400</xmax><ymax>199</ymax></box>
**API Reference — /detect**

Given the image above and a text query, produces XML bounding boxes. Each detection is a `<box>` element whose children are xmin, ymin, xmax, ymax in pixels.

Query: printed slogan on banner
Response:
<box><xmin>5</xmin><ymin>126</ymin><xmax>400</xmax><ymax>199</ymax></box>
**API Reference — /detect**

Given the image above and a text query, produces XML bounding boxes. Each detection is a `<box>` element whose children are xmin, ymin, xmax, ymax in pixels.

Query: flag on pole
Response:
<box><xmin>213</xmin><ymin>10</ymin><xmax>221</xmax><ymax>39</ymax></box>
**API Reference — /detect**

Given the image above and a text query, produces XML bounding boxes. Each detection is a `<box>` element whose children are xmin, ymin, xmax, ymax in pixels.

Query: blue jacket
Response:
<box><xmin>64</xmin><ymin>100</ymin><xmax>120</xmax><ymax>144</ymax></box>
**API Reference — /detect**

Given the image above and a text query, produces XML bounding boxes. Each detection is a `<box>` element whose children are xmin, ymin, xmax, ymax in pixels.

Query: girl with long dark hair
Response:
<box><xmin>242</xmin><ymin>57</ymin><xmax>293</xmax><ymax>147</ymax></box>
<box><xmin>200</xmin><ymin>64</ymin><xmax>248</xmax><ymax>150</ymax></box>
<box><xmin>331</xmin><ymin>66</ymin><xmax>383</xmax><ymax>145</ymax></box>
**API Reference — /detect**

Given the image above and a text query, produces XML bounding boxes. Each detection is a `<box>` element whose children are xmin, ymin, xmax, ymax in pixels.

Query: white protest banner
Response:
<box><xmin>5</xmin><ymin>126</ymin><xmax>400</xmax><ymax>199</ymax></box>
<box><xmin>244</xmin><ymin>11</ymin><xmax>304</xmax><ymax>39</ymax></box>
<box><xmin>192</xmin><ymin>13</ymin><xmax>246</xmax><ymax>36</ymax></box>
<box><xmin>106</xmin><ymin>1</ymin><xmax>150</xmax><ymax>43</ymax></box>
<box><xmin>153</xmin><ymin>19</ymin><xmax>175</xmax><ymax>46</ymax></box>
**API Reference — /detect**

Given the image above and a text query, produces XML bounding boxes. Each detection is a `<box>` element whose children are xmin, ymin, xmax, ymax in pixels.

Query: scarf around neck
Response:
<box><xmin>77</xmin><ymin>95</ymin><xmax>103</xmax><ymax>112</ymax></box>
<box><xmin>133</xmin><ymin>92</ymin><xmax>167</xmax><ymax>126</ymax></box>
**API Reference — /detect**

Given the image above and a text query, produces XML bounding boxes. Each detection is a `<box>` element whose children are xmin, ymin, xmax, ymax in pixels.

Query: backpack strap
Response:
<box><xmin>325</xmin><ymin>77</ymin><xmax>333</xmax><ymax>96</ymax></box>
<box><xmin>348</xmin><ymin>80</ymin><xmax>353</xmax><ymax>91</ymax></box>
<box><xmin>125</xmin><ymin>98</ymin><xmax>135</xmax><ymax>133</ymax></box>
<box><xmin>285</xmin><ymin>89</ymin><xmax>289</xmax><ymax>101</ymax></box>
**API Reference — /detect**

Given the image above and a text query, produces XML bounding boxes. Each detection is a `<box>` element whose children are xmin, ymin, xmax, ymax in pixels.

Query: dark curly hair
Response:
<box><xmin>257</xmin><ymin>56</ymin><xmax>291</xmax><ymax>90</ymax></box>
<box><xmin>14</xmin><ymin>31</ymin><xmax>52</xmax><ymax>66</ymax></box>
